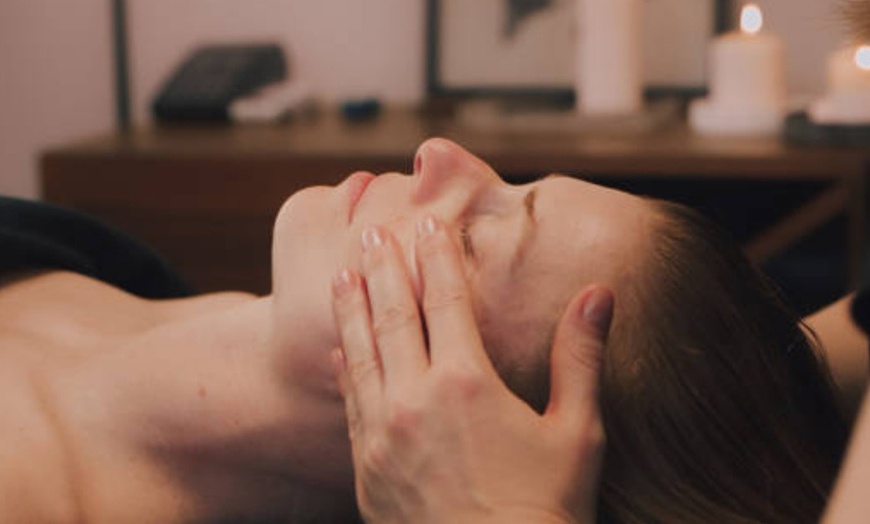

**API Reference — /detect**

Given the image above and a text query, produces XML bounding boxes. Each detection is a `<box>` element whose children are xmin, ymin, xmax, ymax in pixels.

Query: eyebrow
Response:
<box><xmin>508</xmin><ymin>186</ymin><xmax>539</xmax><ymax>276</ymax></box>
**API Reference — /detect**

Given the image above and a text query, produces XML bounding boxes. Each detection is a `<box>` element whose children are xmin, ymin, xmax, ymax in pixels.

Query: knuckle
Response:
<box><xmin>584</xmin><ymin>419</ymin><xmax>607</xmax><ymax>450</ymax></box>
<box><xmin>347</xmin><ymin>357</ymin><xmax>380</xmax><ymax>385</ymax></box>
<box><xmin>424</xmin><ymin>288</ymin><xmax>468</xmax><ymax>313</ymax></box>
<box><xmin>385</xmin><ymin>402</ymin><xmax>423</xmax><ymax>440</ymax></box>
<box><xmin>564</xmin><ymin>410</ymin><xmax>607</xmax><ymax>452</ymax></box>
<box><xmin>345</xmin><ymin>412</ymin><xmax>360</xmax><ymax>441</ymax></box>
<box><xmin>435</xmin><ymin>364</ymin><xmax>486</xmax><ymax>400</ymax></box>
<box><xmin>372</xmin><ymin>304</ymin><xmax>417</xmax><ymax>340</ymax></box>
<box><xmin>361</xmin><ymin>436</ymin><xmax>392</xmax><ymax>474</ymax></box>
<box><xmin>568</xmin><ymin>338</ymin><xmax>604</xmax><ymax>374</ymax></box>
<box><xmin>333</xmin><ymin>286</ymin><xmax>367</xmax><ymax>314</ymax></box>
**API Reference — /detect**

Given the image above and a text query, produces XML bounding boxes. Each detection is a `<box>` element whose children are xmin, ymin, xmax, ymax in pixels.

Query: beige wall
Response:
<box><xmin>128</xmin><ymin>0</ymin><xmax>427</xmax><ymax>124</ymax></box>
<box><xmin>0</xmin><ymin>0</ymin><xmax>859</xmax><ymax>200</ymax></box>
<box><xmin>756</xmin><ymin>0</ymin><xmax>848</xmax><ymax>96</ymax></box>
<box><xmin>0</xmin><ymin>0</ymin><xmax>113</xmax><ymax>199</ymax></box>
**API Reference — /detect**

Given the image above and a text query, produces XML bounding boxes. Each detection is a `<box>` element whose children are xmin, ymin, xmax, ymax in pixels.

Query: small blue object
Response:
<box><xmin>340</xmin><ymin>98</ymin><xmax>382</xmax><ymax>122</ymax></box>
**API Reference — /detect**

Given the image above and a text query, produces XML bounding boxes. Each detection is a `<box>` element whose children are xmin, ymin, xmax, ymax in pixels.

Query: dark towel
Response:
<box><xmin>0</xmin><ymin>196</ymin><xmax>193</xmax><ymax>299</ymax></box>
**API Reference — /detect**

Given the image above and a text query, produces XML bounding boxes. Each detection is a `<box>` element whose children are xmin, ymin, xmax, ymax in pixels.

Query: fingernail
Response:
<box><xmin>361</xmin><ymin>226</ymin><xmax>384</xmax><ymax>251</ymax></box>
<box><xmin>416</xmin><ymin>215</ymin><xmax>438</xmax><ymax>237</ymax></box>
<box><xmin>583</xmin><ymin>288</ymin><xmax>614</xmax><ymax>334</ymax></box>
<box><xmin>332</xmin><ymin>268</ymin><xmax>357</xmax><ymax>297</ymax></box>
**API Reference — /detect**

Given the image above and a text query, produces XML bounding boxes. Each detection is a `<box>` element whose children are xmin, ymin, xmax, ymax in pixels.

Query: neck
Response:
<box><xmin>48</xmin><ymin>293</ymin><xmax>356</xmax><ymax>523</ymax></box>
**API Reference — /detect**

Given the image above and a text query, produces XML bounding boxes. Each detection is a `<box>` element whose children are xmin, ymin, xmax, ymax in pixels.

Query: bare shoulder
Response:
<box><xmin>0</xmin><ymin>271</ymin><xmax>262</xmax><ymax>522</ymax></box>
<box><xmin>0</xmin><ymin>271</ymin><xmax>152</xmax><ymax>358</ymax></box>
<box><xmin>0</xmin><ymin>271</ymin><xmax>256</xmax><ymax>363</ymax></box>
<box><xmin>804</xmin><ymin>294</ymin><xmax>868</xmax><ymax>421</ymax></box>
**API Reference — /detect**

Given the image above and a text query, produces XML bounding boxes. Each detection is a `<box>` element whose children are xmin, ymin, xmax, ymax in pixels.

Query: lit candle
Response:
<box><xmin>808</xmin><ymin>45</ymin><xmax>870</xmax><ymax>125</ymax></box>
<box><xmin>576</xmin><ymin>0</ymin><xmax>643</xmax><ymax>116</ymax></box>
<box><xmin>689</xmin><ymin>4</ymin><xmax>787</xmax><ymax>136</ymax></box>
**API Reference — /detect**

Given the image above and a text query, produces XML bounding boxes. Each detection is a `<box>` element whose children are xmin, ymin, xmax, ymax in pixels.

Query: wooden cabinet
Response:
<box><xmin>41</xmin><ymin>108</ymin><xmax>870</xmax><ymax>297</ymax></box>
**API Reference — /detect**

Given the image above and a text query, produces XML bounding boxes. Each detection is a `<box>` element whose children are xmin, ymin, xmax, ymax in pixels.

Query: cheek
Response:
<box><xmin>474</xmin><ymin>270</ymin><xmax>571</xmax><ymax>388</ymax></box>
<box><xmin>474</xmin><ymin>278</ymin><xmax>545</xmax><ymax>370</ymax></box>
<box><xmin>476</xmin><ymin>306</ymin><xmax>553</xmax><ymax>411</ymax></box>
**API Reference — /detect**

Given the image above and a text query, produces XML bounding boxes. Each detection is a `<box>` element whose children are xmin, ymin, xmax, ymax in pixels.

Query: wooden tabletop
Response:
<box><xmin>46</xmin><ymin>106</ymin><xmax>870</xmax><ymax>180</ymax></box>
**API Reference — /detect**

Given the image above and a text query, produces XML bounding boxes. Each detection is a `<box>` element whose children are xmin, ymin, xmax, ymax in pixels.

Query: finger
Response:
<box><xmin>331</xmin><ymin>348</ymin><xmax>359</xmax><ymax>432</ymax></box>
<box><xmin>360</xmin><ymin>226</ymin><xmax>429</xmax><ymax>391</ymax></box>
<box><xmin>415</xmin><ymin>215</ymin><xmax>490</xmax><ymax>368</ymax></box>
<box><xmin>331</xmin><ymin>268</ymin><xmax>382</xmax><ymax>424</ymax></box>
<box><xmin>546</xmin><ymin>285</ymin><xmax>613</xmax><ymax>427</ymax></box>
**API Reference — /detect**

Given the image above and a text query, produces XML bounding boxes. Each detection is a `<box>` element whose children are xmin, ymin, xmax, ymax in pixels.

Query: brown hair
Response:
<box><xmin>841</xmin><ymin>0</ymin><xmax>870</xmax><ymax>41</ymax></box>
<box><xmin>597</xmin><ymin>200</ymin><xmax>848</xmax><ymax>523</ymax></box>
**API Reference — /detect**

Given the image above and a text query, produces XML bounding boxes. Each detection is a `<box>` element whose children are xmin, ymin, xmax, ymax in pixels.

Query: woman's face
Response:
<box><xmin>272</xmin><ymin>138</ymin><xmax>654</xmax><ymax>404</ymax></box>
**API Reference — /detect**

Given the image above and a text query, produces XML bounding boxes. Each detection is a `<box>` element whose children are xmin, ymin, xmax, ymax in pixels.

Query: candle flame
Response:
<box><xmin>740</xmin><ymin>4</ymin><xmax>763</xmax><ymax>34</ymax></box>
<box><xmin>857</xmin><ymin>45</ymin><xmax>870</xmax><ymax>71</ymax></box>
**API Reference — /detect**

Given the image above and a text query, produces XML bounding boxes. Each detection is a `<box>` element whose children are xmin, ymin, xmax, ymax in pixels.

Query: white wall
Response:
<box><xmin>0</xmin><ymin>0</ymin><xmax>113</xmax><ymax>199</ymax></box>
<box><xmin>755</xmin><ymin>0</ymin><xmax>849</xmax><ymax>96</ymax></box>
<box><xmin>0</xmin><ymin>0</ymin><xmax>860</xmax><ymax>200</ymax></box>
<box><xmin>128</xmin><ymin>0</ymin><xmax>427</xmax><ymax>124</ymax></box>
<box><xmin>0</xmin><ymin>0</ymin><xmax>426</xmax><ymax>200</ymax></box>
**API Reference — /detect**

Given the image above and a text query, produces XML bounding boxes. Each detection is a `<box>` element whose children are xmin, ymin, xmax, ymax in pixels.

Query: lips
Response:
<box><xmin>344</xmin><ymin>171</ymin><xmax>376</xmax><ymax>223</ymax></box>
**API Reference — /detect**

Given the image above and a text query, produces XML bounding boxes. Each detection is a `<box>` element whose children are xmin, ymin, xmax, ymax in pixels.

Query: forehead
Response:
<box><xmin>522</xmin><ymin>176</ymin><xmax>653</xmax><ymax>289</ymax></box>
<box><xmin>476</xmin><ymin>176</ymin><xmax>654</xmax><ymax>366</ymax></box>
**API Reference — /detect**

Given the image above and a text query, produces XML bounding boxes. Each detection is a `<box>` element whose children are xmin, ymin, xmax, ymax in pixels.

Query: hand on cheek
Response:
<box><xmin>331</xmin><ymin>216</ymin><xmax>612</xmax><ymax>524</ymax></box>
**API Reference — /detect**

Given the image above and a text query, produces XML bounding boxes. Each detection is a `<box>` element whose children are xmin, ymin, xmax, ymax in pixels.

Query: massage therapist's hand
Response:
<box><xmin>330</xmin><ymin>216</ymin><xmax>613</xmax><ymax>524</ymax></box>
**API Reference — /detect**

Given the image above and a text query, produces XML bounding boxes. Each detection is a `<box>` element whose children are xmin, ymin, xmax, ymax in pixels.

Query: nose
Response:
<box><xmin>412</xmin><ymin>138</ymin><xmax>500</xmax><ymax>206</ymax></box>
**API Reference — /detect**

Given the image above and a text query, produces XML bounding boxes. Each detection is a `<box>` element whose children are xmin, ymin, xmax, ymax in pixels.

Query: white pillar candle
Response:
<box><xmin>689</xmin><ymin>4</ymin><xmax>787</xmax><ymax>136</ymax></box>
<box><xmin>576</xmin><ymin>0</ymin><xmax>643</xmax><ymax>116</ymax></box>
<box><xmin>808</xmin><ymin>45</ymin><xmax>870</xmax><ymax>125</ymax></box>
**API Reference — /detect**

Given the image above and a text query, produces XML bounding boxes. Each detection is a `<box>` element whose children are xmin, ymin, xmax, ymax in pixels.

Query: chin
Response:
<box><xmin>272</xmin><ymin>186</ymin><xmax>340</xmax><ymax>287</ymax></box>
<box><xmin>270</xmin><ymin>187</ymin><xmax>346</xmax><ymax>358</ymax></box>
<box><xmin>273</xmin><ymin>186</ymin><xmax>333</xmax><ymax>242</ymax></box>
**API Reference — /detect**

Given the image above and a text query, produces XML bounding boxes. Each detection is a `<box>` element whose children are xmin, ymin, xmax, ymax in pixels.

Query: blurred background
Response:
<box><xmin>0</xmin><ymin>0</ymin><xmax>850</xmax><ymax>199</ymax></box>
<box><xmin>1</xmin><ymin>0</ymin><xmax>866</xmax><ymax>314</ymax></box>
<box><xmin>1</xmin><ymin>0</ymin><xmax>426</xmax><ymax>198</ymax></box>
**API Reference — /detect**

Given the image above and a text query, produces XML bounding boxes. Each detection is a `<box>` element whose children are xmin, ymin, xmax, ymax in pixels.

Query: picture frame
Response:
<box><xmin>111</xmin><ymin>0</ymin><xmax>131</xmax><ymax>130</ymax></box>
<box><xmin>426</xmin><ymin>0</ymin><xmax>733</xmax><ymax>101</ymax></box>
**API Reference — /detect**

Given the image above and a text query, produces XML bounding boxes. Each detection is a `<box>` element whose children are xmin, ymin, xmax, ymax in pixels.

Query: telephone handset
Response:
<box><xmin>152</xmin><ymin>44</ymin><xmax>287</xmax><ymax>122</ymax></box>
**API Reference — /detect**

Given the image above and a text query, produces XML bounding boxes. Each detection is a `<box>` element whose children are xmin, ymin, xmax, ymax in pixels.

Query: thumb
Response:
<box><xmin>545</xmin><ymin>285</ymin><xmax>614</xmax><ymax>427</ymax></box>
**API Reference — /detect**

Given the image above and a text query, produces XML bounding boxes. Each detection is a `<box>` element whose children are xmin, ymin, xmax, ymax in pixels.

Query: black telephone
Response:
<box><xmin>152</xmin><ymin>44</ymin><xmax>287</xmax><ymax>122</ymax></box>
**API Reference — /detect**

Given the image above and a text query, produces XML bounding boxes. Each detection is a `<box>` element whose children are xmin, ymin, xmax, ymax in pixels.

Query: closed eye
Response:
<box><xmin>460</xmin><ymin>225</ymin><xmax>475</xmax><ymax>259</ymax></box>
